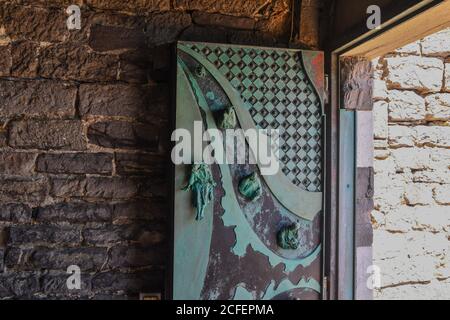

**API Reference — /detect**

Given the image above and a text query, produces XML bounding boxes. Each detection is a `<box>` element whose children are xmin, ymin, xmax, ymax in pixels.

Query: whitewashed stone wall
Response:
<box><xmin>372</xmin><ymin>28</ymin><xmax>450</xmax><ymax>300</ymax></box>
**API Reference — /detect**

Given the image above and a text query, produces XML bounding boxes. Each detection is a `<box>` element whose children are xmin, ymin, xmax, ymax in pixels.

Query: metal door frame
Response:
<box><xmin>324</xmin><ymin>0</ymin><xmax>449</xmax><ymax>300</ymax></box>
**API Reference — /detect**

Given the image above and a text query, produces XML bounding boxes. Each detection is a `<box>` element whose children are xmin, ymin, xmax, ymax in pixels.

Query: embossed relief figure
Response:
<box><xmin>173</xmin><ymin>42</ymin><xmax>324</xmax><ymax>300</ymax></box>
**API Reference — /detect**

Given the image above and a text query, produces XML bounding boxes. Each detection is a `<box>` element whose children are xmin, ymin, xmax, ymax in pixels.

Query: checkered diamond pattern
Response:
<box><xmin>187</xmin><ymin>43</ymin><xmax>322</xmax><ymax>192</ymax></box>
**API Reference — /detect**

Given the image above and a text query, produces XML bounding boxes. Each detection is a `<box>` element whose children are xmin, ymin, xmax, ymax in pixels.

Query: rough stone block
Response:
<box><xmin>87</xmin><ymin>121</ymin><xmax>160</xmax><ymax>150</ymax></box>
<box><xmin>384</xmin><ymin>206</ymin><xmax>449</xmax><ymax>233</ymax></box>
<box><xmin>115</xmin><ymin>153</ymin><xmax>166</xmax><ymax>176</ymax></box>
<box><xmin>79</xmin><ymin>83</ymin><xmax>169</xmax><ymax>121</ymax></box>
<box><xmin>340</xmin><ymin>56</ymin><xmax>373</xmax><ymax>110</ymax></box>
<box><xmin>6</xmin><ymin>247</ymin><xmax>107</xmax><ymax>271</ymax></box>
<box><xmin>433</xmin><ymin>185</ymin><xmax>450</xmax><ymax>205</ymax></box>
<box><xmin>0</xmin><ymin>152</ymin><xmax>37</xmax><ymax>175</ymax></box>
<box><xmin>117</xmin><ymin>48</ymin><xmax>152</xmax><ymax>83</ymax></box>
<box><xmin>0</xmin><ymin>4</ymin><xmax>68</xmax><ymax>42</ymax></box>
<box><xmin>84</xmin><ymin>177</ymin><xmax>143</xmax><ymax>199</ymax></box>
<box><xmin>107</xmin><ymin>245</ymin><xmax>165</xmax><ymax>268</ymax></box>
<box><xmin>36</xmin><ymin>201</ymin><xmax>113</xmax><ymax>223</ymax></box>
<box><xmin>86</xmin><ymin>0</ymin><xmax>170</xmax><ymax>13</ymax></box>
<box><xmin>0</xmin><ymin>80</ymin><xmax>77</xmax><ymax>118</ymax></box>
<box><xmin>50</xmin><ymin>176</ymin><xmax>165</xmax><ymax>199</ymax></box>
<box><xmin>39</xmin><ymin>43</ymin><xmax>119</xmax><ymax>81</ymax></box>
<box><xmin>50</xmin><ymin>176</ymin><xmax>86</xmax><ymax>198</ymax></box>
<box><xmin>112</xmin><ymin>201</ymin><xmax>166</xmax><ymax>222</ymax></box>
<box><xmin>39</xmin><ymin>272</ymin><xmax>92</xmax><ymax>296</ymax></box>
<box><xmin>372</xmin><ymin>79</ymin><xmax>388</xmax><ymax>101</ymax></box>
<box><xmin>91</xmin><ymin>270</ymin><xmax>164</xmax><ymax>295</ymax></box>
<box><xmin>404</xmin><ymin>184</ymin><xmax>434</xmax><ymax>206</ymax></box>
<box><xmin>371</xmin><ymin>57</ymin><xmax>383</xmax><ymax>80</ymax></box>
<box><xmin>9</xmin><ymin>120</ymin><xmax>85</xmax><ymax>150</ymax></box>
<box><xmin>88</xmin><ymin>24</ymin><xmax>146</xmax><ymax>52</ymax></box>
<box><xmin>0</xmin><ymin>178</ymin><xmax>47</xmax><ymax>206</ymax></box>
<box><xmin>83</xmin><ymin>224</ymin><xmax>164</xmax><ymax>246</ymax></box>
<box><xmin>8</xmin><ymin>225</ymin><xmax>81</xmax><ymax>245</ymax></box>
<box><xmin>373</xmin><ymin>230</ymin><xmax>448</xmax><ymax>261</ymax></box>
<box><xmin>0</xmin><ymin>203</ymin><xmax>32</xmax><ymax>223</ymax></box>
<box><xmin>377</xmin><ymin>280</ymin><xmax>450</xmax><ymax>300</ymax></box>
<box><xmin>370</xmin><ymin>209</ymin><xmax>385</xmax><ymax>228</ymax></box>
<box><xmin>180</xmin><ymin>24</ymin><xmax>228</xmax><ymax>44</ymax></box>
<box><xmin>394</xmin><ymin>41</ymin><xmax>421</xmax><ymax>55</ymax></box>
<box><xmin>388</xmin><ymin>90</ymin><xmax>426</xmax><ymax>121</ymax></box>
<box><xmin>373</xmin><ymin>101</ymin><xmax>388</xmax><ymax>139</ymax></box>
<box><xmin>373</xmin><ymin>157</ymin><xmax>396</xmax><ymax>175</ymax></box>
<box><xmin>385</xmin><ymin>56</ymin><xmax>443</xmax><ymax>92</ymax></box>
<box><xmin>0</xmin><ymin>45</ymin><xmax>11</xmax><ymax>76</ymax></box>
<box><xmin>145</xmin><ymin>12</ymin><xmax>192</xmax><ymax>46</ymax></box>
<box><xmin>36</xmin><ymin>153</ymin><xmax>113</xmax><ymax>175</ymax></box>
<box><xmin>415</xmin><ymin>126</ymin><xmax>450</xmax><ymax>148</ymax></box>
<box><xmin>0</xmin><ymin>273</ymin><xmax>39</xmax><ymax>297</ymax></box>
<box><xmin>373</xmin><ymin>139</ymin><xmax>388</xmax><ymax>150</ymax></box>
<box><xmin>425</xmin><ymin>93</ymin><xmax>450</xmax><ymax>121</ymax></box>
<box><xmin>391</xmin><ymin>148</ymin><xmax>430</xmax><ymax>171</ymax></box>
<box><xmin>421</xmin><ymin>28</ymin><xmax>450</xmax><ymax>57</ymax></box>
<box><xmin>429</xmin><ymin>148</ymin><xmax>450</xmax><ymax>169</ymax></box>
<box><xmin>10</xmin><ymin>41</ymin><xmax>38</xmax><ymax>77</ymax></box>
<box><xmin>388</xmin><ymin>125</ymin><xmax>415</xmax><ymax>148</ymax></box>
<box><xmin>375</xmin><ymin>254</ymin><xmax>438</xmax><ymax>288</ymax></box>
<box><xmin>412</xmin><ymin>169</ymin><xmax>450</xmax><ymax>184</ymax></box>
<box><xmin>192</xmin><ymin>12</ymin><xmax>255</xmax><ymax>30</ymax></box>
<box><xmin>373</xmin><ymin>184</ymin><xmax>405</xmax><ymax>214</ymax></box>
<box><xmin>174</xmin><ymin>0</ymin><xmax>282</xmax><ymax>18</ymax></box>
<box><xmin>374</xmin><ymin>148</ymin><xmax>390</xmax><ymax>160</ymax></box>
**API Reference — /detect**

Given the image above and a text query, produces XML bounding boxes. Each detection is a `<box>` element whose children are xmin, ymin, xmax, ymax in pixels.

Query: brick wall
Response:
<box><xmin>0</xmin><ymin>0</ymin><xmax>293</xmax><ymax>299</ymax></box>
<box><xmin>372</xmin><ymin>28</ymin><xmax>450</xmax><ymax>299</ymax></box>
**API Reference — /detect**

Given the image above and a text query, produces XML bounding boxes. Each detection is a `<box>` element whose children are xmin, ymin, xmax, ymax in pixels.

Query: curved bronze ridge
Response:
<box><xmin>177</xmin><ymin>59</ymin><xmax>321</xmax><ymax>271</ymax></box>
<box><xmin>178</xmin><ymin>44</ymin><xmax>322</xmax><ymax>221</ymax></box>
<box><xmin>173</xmin><ymin>64</ymin><xmax>214</xmax><ymax>299</ymax></box>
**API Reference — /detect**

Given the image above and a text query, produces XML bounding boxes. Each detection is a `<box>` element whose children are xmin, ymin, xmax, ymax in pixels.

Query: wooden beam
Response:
<box><xmin>342</xmin><ymin>0</ymin><xmax>450</xmax><ymax>59</ymax></box>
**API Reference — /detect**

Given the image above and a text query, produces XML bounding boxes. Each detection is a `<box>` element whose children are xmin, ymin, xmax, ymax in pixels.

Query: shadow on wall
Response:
<box><xmin>0</xmin><ymin>1</ymin><xmax>295</xmax><ymax>299</ymax></box>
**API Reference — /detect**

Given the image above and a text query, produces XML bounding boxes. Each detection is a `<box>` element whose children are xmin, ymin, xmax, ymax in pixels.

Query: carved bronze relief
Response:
<box><xmin>173</xmin><ymin>42</ymin><xmax>324</xmax><ymax>300</ymax></box>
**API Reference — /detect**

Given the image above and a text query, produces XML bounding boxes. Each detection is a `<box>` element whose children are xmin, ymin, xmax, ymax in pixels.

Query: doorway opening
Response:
<box><xmin>327</xmin><ymin>0</ymin><xmax>450</xmax><ymax>300</ymax></box>
<box><xmin>371</xmin><ymin>27</ymin><xmax>450</xmax><ymax>299</ymax></box>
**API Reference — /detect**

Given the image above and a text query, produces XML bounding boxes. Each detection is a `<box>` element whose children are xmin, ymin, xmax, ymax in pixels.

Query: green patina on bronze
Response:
<box><xmin>178</xmin><ymin>58</ymin><xmax>321</xmax><ymax>273</ymax></box>
<box><xmin>174</xmin><ymin>43</ymin><xmax>325</xmax><ymax>299</ymax></box>
<box><xmin>178</xmin><ymin>44</ymin><xmax>322</xmax><ymax>221</ymax></box>
<box><xmin>238</xmin><ymin>172</ymin><xmax>262</xmax><ymax>201</ymax></box>
<box><xmin>218</xmin><ymin>106</ymin><xmax>237</xmax><ymax>129</ymax></box>
<box><xmin>277</xmin><ymin>223</ymin><xmax>300</xmax><ymax>250</ymax></box>
<box><xmin>195</xmin><ymin>65</ymin><xmax>207</xmax><ymax>78</ymax></box>
<box><xmin>183</xmin><ymin>163</ymin><xmax>216</xmax><ymax>221</ymax></box>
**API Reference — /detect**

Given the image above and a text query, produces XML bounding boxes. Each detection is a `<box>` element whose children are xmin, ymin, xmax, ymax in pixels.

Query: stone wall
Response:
<box><xmin>372</xmin><ymin>28</ymin><xmax>450</xmax><ymax>299</ymax></box>
<box><xmin>0</xmin><ymin>0</ymin><xmax>293</xmax><ymax>299</ymax></box>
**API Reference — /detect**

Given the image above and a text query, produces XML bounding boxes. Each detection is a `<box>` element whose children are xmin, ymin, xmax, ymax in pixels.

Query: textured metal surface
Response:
<box><xmin>178</xmin><ymin>46</ymin><xmax>322</xmax><ymax>220</ymax></box>
<box><xmin>185</xmin><ymin>43</ymin><xmax>323</xmax><ymax>192</ymax></box>
<box><xmin>173</xmin><ymin>42</ymin><xmax>324</xmax><ymax>300</ymax></box>
<box><xmin>338</xmin><ymin>110</ymin><xmax>355</xmax><ymax>300</ymax></box>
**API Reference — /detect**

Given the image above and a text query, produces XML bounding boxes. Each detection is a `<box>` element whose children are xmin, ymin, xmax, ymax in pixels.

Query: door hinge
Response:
<box><xmin>324</xmin><ymin>74</ymin><xmax>330</xmax><ymax>105</ymax></box>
